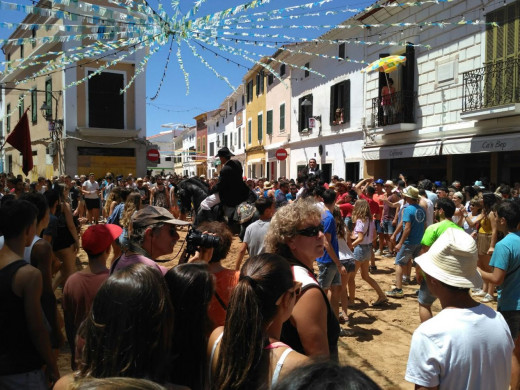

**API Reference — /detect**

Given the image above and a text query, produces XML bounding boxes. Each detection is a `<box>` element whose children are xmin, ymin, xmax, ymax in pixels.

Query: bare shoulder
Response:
<box><xmin>207</xmin><ymin>326</ymin><xmax>224</xmax><ymax>356</ymax></box>
<box><xmin>53</xmin><ymin>373</ymin><xmax>74</xmax><ymax>390</ymax></box>
<box><xmin>279</xmin><ymin>347</ymin><xmax>309</xmax><ymax>376</ymax></box>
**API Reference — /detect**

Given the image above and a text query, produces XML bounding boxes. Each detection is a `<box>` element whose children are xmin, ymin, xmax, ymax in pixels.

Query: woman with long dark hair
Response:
<box><xmin>165</xmin><ymin>263</ymin><xmax>214</xmax><ymax>390</ymax></box>
<box><xmin>54</xmin><ymin>264</ymin><xmax>181</xmax><ymax>389</ymax></box>
<box><xmin>209</xmin><ymin>253</ymin><xmax>308</xmax><ymax>390</ymax></box>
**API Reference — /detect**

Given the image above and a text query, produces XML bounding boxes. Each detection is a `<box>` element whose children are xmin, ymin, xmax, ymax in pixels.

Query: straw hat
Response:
<box><xmin>384</xmin><ymin>180</ymin><xmax>395</xmax><ymax>188</ymax></box>
<box><xmin>415</xmin><ymin>228</ymin><xmax>482</xmax><ymax>289</ymax></box>
<box><xmin>402</xmin><ymin>185</ymin><xmax>419</xmax><ymax>200</ymax></box>
<box><xmin>264</xmin><ymin>182</ymin><xmax>274</xmax><ymax>189</ymax></box>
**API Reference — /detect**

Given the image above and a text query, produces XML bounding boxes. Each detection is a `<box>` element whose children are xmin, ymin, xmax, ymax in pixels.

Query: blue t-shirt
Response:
<box><xmin>489</xmin><ymin>231</ymin><xmax>520</xmax><ymax>311</ymax></box>
<box><xmin>402</xmin><ymin>203</ymin><xmax>426</xmax><ymax>245</ymax></box>
<box><xmin>317</xmin><ymin>210</ymin><xmax>338</xmax><ymax>264</ymax></box>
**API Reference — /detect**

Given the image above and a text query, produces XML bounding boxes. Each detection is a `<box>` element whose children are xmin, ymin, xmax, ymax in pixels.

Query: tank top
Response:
<box><xmin>24</xmin><ymin>235</ymin><xmax>42</xmax><ymax>266</ymax></box>
<box><xmin>280</xmin><ymin>261</ymin><xmax>340</xmax><ymax>361</ymax></box>
<box><xmin>0</xmin><ymin>260</ymin><xmax>44</xmax><ymax>374</ymax></box>
<box><xmin>209</xmin><ymin>333</ymin><xmax>293</xmax><ymax>388</ymax></box>
<box><xmin>479</xmin><ymin>214</ymin><xmax>492</xmax><ymax>234</ymax></box>
<box><xmin>154</xmin><ymin>187</ymin><xmax>168</xmax><ymax>208</ymax></box>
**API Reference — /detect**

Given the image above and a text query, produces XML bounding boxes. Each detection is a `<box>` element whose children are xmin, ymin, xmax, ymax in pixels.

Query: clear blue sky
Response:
<box><xmin>0</xmin><ymin>0</ymin><xmax>375</xmax><ymax>135</ymax></box>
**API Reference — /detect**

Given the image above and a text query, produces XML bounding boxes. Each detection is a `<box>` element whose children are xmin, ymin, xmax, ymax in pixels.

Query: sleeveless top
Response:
<box><xmin>209</xmin><ymin>333</ymin><xmax>293</xmax><ymax>388</ymax></box>
<box><xmin>24</xmin><ymin>235</ymin><xmax>42</xmax><ymax>266</ymax></box>
<box><xmin>479</xmin><ymin>214</ymin><xmax>492</xmax><ymax>234</ymax></box>
<box><xmin>280</xmin><ymin>261</ymin><xmax>340</xmax><ymax>361</ymax></box>
<box><xmin>154</xmin><ymin>187</ymin><xmax>168</xmax><ymax>208</ymax></box>
<box><xmin>0</xmin><ymin>260</ymin><xmax>44</xmax><ymax>374</ymax></box>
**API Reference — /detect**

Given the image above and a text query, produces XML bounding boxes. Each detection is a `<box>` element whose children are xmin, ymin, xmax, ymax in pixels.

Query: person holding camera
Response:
<box><xmin>189</xmin><ymin>221</ymin><xmax>239</xmax><ymax>329</ymax></box>
<box><xmin>110</xmin><ymin>206</ymin><xmax>189</xmax><ymax>276</ymax></box>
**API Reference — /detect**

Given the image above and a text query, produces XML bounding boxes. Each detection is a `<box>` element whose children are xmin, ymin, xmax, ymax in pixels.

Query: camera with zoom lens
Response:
<box><xmin>185</xmin><ymin>226</ymin><xmax>221</xmax><ymax>257</ymax></box>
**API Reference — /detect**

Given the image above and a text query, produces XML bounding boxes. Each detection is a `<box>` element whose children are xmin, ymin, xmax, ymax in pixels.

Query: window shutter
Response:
<box><xmin>258</xmin><ymin>114</ymin><xmax>263</xmax><ymax>140</ymax></box>
<box><xmin>279</xmin><ymin>103</ymin><xmax>285</xmax><ymax>131</ymax></box>
<box><xmin>343</xmin><ymin>80</ymin><xmax>351</xmax><ymax>123</ymax></box>
<box><xmin>267</xmin><ymin>110</ymin><xmax>273</xmax><ymax>134</ymax></box>
<box><xmin>329</xmin><ymin>85</ymin><xmax>335</xmax><ymax>124</ymax></box>
<box><xmin>338</xmin><ymin>43</ymin><xmax>345</xmax><ymax>59</ymax></box>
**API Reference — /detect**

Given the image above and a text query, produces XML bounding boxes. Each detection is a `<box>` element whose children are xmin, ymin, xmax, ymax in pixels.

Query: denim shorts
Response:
<box><xmin>340</xmin><ymin>258</ymin><xmax>356</xmax><ymax>273</ymax></box>
<box><xmin>353</xmin><ymin>243</ymin><xmax>373</xmax><ymax>262</ymax></box>
<box><xmin>500</xmin><ymin>310</ymin><xmax>520</xmax><ymax>340</ymax></box>
<box><xmin>318</xmin><ymin>262</ymin><xmax>341</xmax><ymax>288</ymax></box>
<box><xmin>375</xmin><ymin>219</ymin><xmax>384</xmax><ymax>234</ymax></box>
<box><xmin>382</xmin><ymin>220</ymin><xmax>395</xmax><ymax>235</ymax></box>
<box><xmin>418</xmin><ymin>279</ymin><xmax>437</xmax><ymax>306</ymax></box>
<box><xmin>395</xmin><ymin>243</ymin><xmax>422</xmax><ymax>266</ymax></box>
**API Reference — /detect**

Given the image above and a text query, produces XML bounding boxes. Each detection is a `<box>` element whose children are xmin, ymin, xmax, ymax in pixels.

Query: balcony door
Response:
<box><xmin>88</xmin><ymin>71</ymin><xmax>125</xmax><ymax>129</ymax></box>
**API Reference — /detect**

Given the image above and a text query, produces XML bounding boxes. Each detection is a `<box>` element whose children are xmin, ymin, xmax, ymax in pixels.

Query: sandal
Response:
<box><xmin>372</xmin><ymin>297</ymin><xmax>388</xmax><ymax>307</ymax></box>
<box><xmin>339</xmin><ymin>328</ymin><xmax>356</xmax><ymax>337</ymax></box>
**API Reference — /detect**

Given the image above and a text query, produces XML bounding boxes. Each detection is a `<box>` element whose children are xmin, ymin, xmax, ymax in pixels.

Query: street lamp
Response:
<box><xmin>40</xmin><ymin>96</ymin><xmax>63</xmax><ymax>174</ymax></box>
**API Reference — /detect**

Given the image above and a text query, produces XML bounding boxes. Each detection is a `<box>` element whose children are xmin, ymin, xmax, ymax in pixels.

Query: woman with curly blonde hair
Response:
<box><xmin>351</xmin><ymin>199</ymin><xmax>387</xmax><ymax>306</ymax></box>
<box><xmin>104</xmin><ymin>187</ymin><xmax>122</xmax><ymax>220</ymax></box>
<box><xmin>265</xmin><ymin>199</ymin><xmax>339</xmax><ymax>360</ymax></box>
<box><xmin>119</xmin><ymin>193</ymin><xmax>142</xmax><ymax>251</ymax></box>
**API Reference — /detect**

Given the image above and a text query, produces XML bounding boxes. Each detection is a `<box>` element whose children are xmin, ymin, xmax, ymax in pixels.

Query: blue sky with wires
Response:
<box><xmin>0</xmin><ymin>0</ymin><xmax>383</xmax><ymax>135</ymax></box>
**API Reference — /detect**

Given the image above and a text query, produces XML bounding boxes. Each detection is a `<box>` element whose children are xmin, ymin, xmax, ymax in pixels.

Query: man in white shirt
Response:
<box><xmin>82</xmin><ymin>173</ymin><xmax>100</xmax><ymax>225</ymax></box>
<box><xmin>406</xmin><ymin>228</ymin><xmax>513</xmax><ymax>390</ymax></box>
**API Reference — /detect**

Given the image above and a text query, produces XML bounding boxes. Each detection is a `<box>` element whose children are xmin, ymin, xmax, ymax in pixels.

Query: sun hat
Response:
<box><xmin>374</xmin><ymin>178</ymin><xmax>385</xmax><ymax>185</ymax></box>
<box><xmin>215</xmin><ymin>146</ymin><xmax>234</xmax><ymax>158</ymax></box>
<box><xmin>402</xmin><ymin>185</ymin><xmax>419</xmax><ymax>200</ymax></box>
<box><xmin>384</xmin><ymin>180</ymin><xmax>395</xmax><ymax>188</ymax></box>
<box><xmin>264</xmin><ymin>182</ymin><xmax>274</xmax><ymax>189</ymax></box>
<box><xmin>82</xmin><ymin>224</ymin><xmax>123</xmax><ymax>256</ymax></box>
<box><xmin>415</xmin><ymin>228</ymin><xmax>482</xmax><ymax>289</ymax></box>
<box><xmin>132</xmin><ymin>205</ymin><xmax>190</xmax><ymax>228</ymax></box>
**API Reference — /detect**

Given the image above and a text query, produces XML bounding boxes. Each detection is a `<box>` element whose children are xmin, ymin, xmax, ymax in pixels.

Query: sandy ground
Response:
<box><xmin>56</xmin><ymin>225</ymin><xmax>498</xmax><ymax>389</ymax></box>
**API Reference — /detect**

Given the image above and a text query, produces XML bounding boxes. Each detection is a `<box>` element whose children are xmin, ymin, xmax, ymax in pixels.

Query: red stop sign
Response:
<box><xmin>147</xmin><ymin>148</ymin><xmax>160</xmax><ymax>162</ymax></box>
<box><xmin>275</xmin><ymin>148</ymin><xmax>288</xmax><ymax>161</ymax></box>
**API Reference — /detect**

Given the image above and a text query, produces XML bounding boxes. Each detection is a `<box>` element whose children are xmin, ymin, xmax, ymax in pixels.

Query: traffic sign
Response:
<box><xmin>147</xmin><ymin>149</ymin><xmax>160</xmax><ymax>162</ymax></box>
<box><xmin>275</xmin><ymin>148</ymin><xmax>288</xmax><ymax>161</ymax></box>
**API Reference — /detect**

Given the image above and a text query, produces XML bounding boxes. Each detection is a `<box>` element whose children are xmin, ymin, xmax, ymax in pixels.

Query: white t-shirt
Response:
<box><xmin>424</xmin><ymin>197</ymin><xmax>434</xmax><ymax>227</ymax></box>
<box><xmin>82</xmin><ymin>180</ymin><xmax>100</xmax><ymax>199</ymax></box>
<box><xmin>405</xmin><ymin>304</ymin><xmax>513</xmax><ymax>390</ymax></box>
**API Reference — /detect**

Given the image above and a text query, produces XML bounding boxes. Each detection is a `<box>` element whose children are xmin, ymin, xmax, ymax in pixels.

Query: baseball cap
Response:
<box><xmin>132</xmin><ymin>205</ymin><xmax>190</xmax><ymax>229</ymax></box>
<box><xmin>82</xmin><ymin>224</ymin><xmax>123</xmax><ymax>256</ymax></box>
<box><xmin>374</xmin><ymin>179</ymin><xmax>385</xmax><ymax>185</ymax></box>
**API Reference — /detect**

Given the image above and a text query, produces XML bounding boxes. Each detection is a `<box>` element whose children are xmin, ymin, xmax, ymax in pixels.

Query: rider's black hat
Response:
<box><xmin>216</xmin><ymin>147</ymin><xmax>234</xmax><ymax>158</ymax></box>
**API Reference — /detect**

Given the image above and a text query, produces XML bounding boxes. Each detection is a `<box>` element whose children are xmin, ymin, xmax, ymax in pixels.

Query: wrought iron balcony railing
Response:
<box><xmin>371</xmin><ymin>90</ymin><xmax>416</xmax><ymax>127</ymax></box>
<box><xmin>462</xmin><ymin>58</ymin><xmax>520</xmax><ymax>112</ymax></box>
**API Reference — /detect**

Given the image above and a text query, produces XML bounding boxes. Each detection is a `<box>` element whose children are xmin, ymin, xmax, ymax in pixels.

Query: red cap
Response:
<box><xmin>82</xmin><ymin>224</ymin><xmax>123</xmax><ymax>256</ymax></box>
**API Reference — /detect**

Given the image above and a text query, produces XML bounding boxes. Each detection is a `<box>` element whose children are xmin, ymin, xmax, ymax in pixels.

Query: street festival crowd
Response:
<box><xmin>1</xmin><ymin>147</ymin><xmax>520</xmax><ymax>389</ymax></box>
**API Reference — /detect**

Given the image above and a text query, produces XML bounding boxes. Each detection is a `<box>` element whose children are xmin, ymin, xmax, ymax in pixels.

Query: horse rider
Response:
<box><xmin>197</xmin><ymin>147</ymin><xmax>250</xmax><ymax>223</ymax></box>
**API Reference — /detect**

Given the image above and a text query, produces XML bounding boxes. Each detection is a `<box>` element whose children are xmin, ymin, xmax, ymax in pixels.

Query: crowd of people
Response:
<box><xmin>1</xmin><ymin>155</ymin><xmax>520</xmax><ymax>390</ymax></box>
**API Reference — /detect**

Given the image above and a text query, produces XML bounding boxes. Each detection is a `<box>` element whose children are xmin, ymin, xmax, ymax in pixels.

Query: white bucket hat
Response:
<box><xmin>415</xmin><ymin>228</ymin><xmax>482</xmax><ymax>289</ymax></box>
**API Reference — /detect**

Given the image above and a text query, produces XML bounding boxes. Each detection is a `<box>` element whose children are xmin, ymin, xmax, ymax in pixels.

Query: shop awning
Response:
<box><xmin>362</xmin><ymin>140</ymin><xmax>441</xmax><ymax>160</ymax></box>
<box><xmin>442</xmin><ymin>133</ymin><xmax>520</xmax><ymax>155</ymax></box>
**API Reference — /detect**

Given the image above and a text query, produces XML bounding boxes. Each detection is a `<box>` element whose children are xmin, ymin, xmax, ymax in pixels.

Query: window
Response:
<box><xmin>304</xmin><ymin>62</ymin><xmax>310</xmax><ymax>78</ymax></box>
<box><xmin>298</xmin><ymin>95</ymin><xmax>313</xmax><ymax>132</ymax></box>
<box><xmin>31</xmin><ymin>89</ymin><xmax>37</xmax><ymax>124</ymax></box>
<box><xmin>246</xmin><ymin>80</ymin><xmax>253</xmax><ymax>103</ymax></box>
<box><xmin>20</xmin><ymin>44</ymin><xmax>24</xmax><ymax>59</ymax></box>
<box><xmin>280</xmin><ymin>64</ymin><xmax>286</xmax><ymax>76</ymax></box>
<box><xmin>197</xmin><ymin>138</ymin><xmax>201</xmax><ymax>152</ymax></box>
<box><xmin>268</xmin><ymin>73</ymin><xmax>274</xmax><ymax>85</ymax></box>
<box><xmin>7</xmin><ymin>53</ymin><xmax>11</xmax><ymax>69</ymax></box>
<box><xmin>45</xmin><ymin>78</ymin><xmax>52</xmax><ymax>119</ymax></box>
<box><xmin>88</xmin><ymin>71</ymin><xmax>124</xmax><ymax>128</ymax></box>
<box><xmin>6</xmin><ymin>104</ymin><xmax>11</xmax><ymax>133</ymax></box>
<box><xmin>238</xmin><ymin>126</ymin><xmax>241</xmax><ymax>148</ymax></box>
<box><xmin>256</xmin><ymin>72</ymin><xmax>264</xmax><ymax>96</ymax></box>
<box><xmin>345</xmin><ymin>162</ymin><xmax>360</xmax><ymax>183</ymax></box>
<box><xmin>248</xmin><ymin>119</ymin><xmax>252</xmax><ymax>144</ymax></box>
<box><xmin>202</xmin><ymin>136</ymin><xmax>206</xmax><ymax>153</ymax></box>
<box><xmin>8</xmin><ymin>155</ymin><xmax>12</xmax><ymax>173</ymax></box>
<box><xmin>338</xmin><ymin>43</ymin><xmax>345</xmax><ymax>59</ymax></box>
<box><xmin>257</xmin><ymin>113</ymin><xmax>263</xmax><ymax>141</ymax></box>
<box><xmin>209</xmin><ymin>142</ymin><xmax>214</xmax><ymax>156</ymax></box>
<box><xmin>235</xmin><ymin>101</ymin><xmax>237</xmax><ymax>111</ymax></box>
<box><xmin>216</xmin><ymin>121</ymin><xmax>219</xmax><ymax>127</ymax></box>
<box><xmin>19</xmin><ymin>96</ymin><xmax>24</xmax><ymax>119</ymax></box>
<box><xmin>31</xmin><ymin>27</ymin><xmax>36</xmax><ymax>48</ymax></box>
<box><xmin>224</xmin><ymin>134</ymin><xmax>228</xmax><ymax>147</ymax></box>
<box><xmin>165</xmin><ymin>157</ymin><xmax>172</xmax><ymax>162</ymax></box>
<box><xmin>266</xmin><ymin>110</ymin><xmax>273</xmax><ymax>135</ymax></box>
<box><xmin>330</xmin><ymin>80</ymin><xmax>351</xmax><ymax>125</ymax></box>
<box><xmin>229</xmin><ymin>105</ymin><xmax>232</xmax><ymax>114</ymax></box>
<box><xmin>242</xmin><ymin>94</ymin><xmax>245</xmax><ymax>106</ymax></box>
<box><xmin>279</xmin><ymin>103</ymin><xmax>285</xmax><ymax>132</ymax></box>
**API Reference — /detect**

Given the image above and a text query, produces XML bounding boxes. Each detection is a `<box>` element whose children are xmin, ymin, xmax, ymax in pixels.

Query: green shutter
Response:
<box><xmin>279</xmin><ymin>103</ymin><xmax>285</xmax><ymax>131</ymax></box>
<box><xmin>267</xmin><ymin>110</ymin><xmax>273</xmax><ymax>135</ymax></box>
<box><xmin>248</xmin><ymin>120</ymin><xmax>252</xmax><ymax>144</ymax></box>
<box><xmin>31</xmin><ymin>89</ymin><xmax>37</xmax><ymax>124</ymax></box>
<box><xmin>19</xmin><ymin>96</ymin><xmax>24</xmax><ymax>119</ymax></box>
<box><xmin>6</xmin><ymin>104</ymin><xmax>11</xmax><ymax>133</ymax></box>
<box><xmin>257</xmin><ymin>114</ymin><xmax>263</xmax><ymax>140</ymax></box>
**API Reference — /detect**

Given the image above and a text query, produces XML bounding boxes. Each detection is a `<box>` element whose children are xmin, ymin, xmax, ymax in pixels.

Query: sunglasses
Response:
<box><xmin>295</xmin><ymin>224</ymin><xmax>324</xmax><ymax>237</ymax></box>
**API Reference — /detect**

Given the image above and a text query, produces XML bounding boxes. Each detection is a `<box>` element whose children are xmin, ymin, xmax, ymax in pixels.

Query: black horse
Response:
<box><xmin>174</xmin><ymin>177</ymin><xmax>210</xmax><ymax>220</ymax></box>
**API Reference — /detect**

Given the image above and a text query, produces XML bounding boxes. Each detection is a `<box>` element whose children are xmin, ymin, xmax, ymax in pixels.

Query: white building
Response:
<box><xmin>181</xmin><ymin>126</ymin><xmax>197</xmax><ymax>177</ymax></box>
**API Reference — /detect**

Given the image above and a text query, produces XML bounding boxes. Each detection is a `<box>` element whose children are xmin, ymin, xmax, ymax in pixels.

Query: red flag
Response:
<box><xmin>6</xmin><ymin>110</ymin><xmax>33</xmax><ymax>175</ymax></box>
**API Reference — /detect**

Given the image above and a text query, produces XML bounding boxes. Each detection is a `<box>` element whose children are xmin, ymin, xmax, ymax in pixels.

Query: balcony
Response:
<box><xmin>461</xmin><ymin>58</ymin><xmax>520</xmax><ymax>120</ymax></box>
<box><xmin>370</xmin><ymin>90</ymin><xmax>417</xmax><ymax>132</ymax></box>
